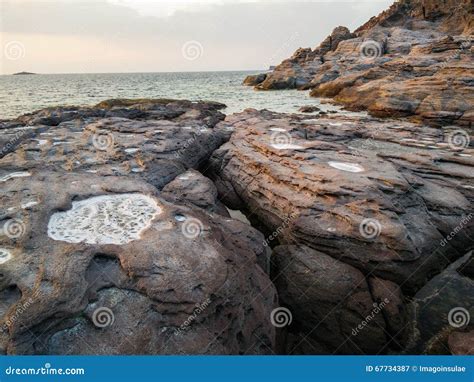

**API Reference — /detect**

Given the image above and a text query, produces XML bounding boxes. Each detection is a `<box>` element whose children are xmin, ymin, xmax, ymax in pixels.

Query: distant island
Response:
<box><xmin>13</xmin><ymin>71</ymin><xmax>36</xmax><ymax>75</ymax></box>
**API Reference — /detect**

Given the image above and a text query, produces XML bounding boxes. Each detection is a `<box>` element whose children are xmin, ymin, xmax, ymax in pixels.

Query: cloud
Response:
<box><xmin>0</xmin><ymin>0</ymin><xmax>392</xmax><ymax>74</ymax></box>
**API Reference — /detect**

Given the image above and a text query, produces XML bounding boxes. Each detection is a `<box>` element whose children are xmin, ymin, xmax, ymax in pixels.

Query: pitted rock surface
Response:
<box><xmin>0</xmin><ymin>171</ymin><xmax>276</xmax><ymax>354</ymax></box>
<box><xmin>0</xmin><ymin>99</ymin><xmax>230</xmax><ymax>190</ymax></box>
<box><xmin>0</xmin><ymin>99</ymin><xmax>277</xmax><ymax>355</ymax></box>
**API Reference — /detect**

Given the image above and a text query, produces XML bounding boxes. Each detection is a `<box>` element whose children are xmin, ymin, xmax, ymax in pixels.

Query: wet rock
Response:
<box><xmin>243</xmin><ymin>73</ymin><xmax>267</xmax><ymax>86</ymax></box>
<box><xmin>298</xmin><ymin>105</ymin><xmax>321</xmax><ymax>113</ymax></box>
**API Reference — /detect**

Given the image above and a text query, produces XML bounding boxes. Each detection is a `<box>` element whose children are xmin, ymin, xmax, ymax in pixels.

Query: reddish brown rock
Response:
<box><xmin>448</xmin><ymin>330</ymin><xmax>474</xmax><ymax>355</ymax></box>
<box><xmin>272</xmin><ymin>245</ymin><xmax>388</xmax><ymax>354</ymax></box>
<box><xmin>209</xmin><ymin>109</ymin><xmax>473</xmax><ymax>293</ymax></box>
<box><xmin>209</xmin><ymin>109</ymin><xmax>473</xmax><ymax>354</ymax></box>
<box><xmin>0</xmin><ymin>172</ymin><xmax>277</xmax><ymax>355</ymax></box>
<box><xmin>247</xmin><ymin>0</ymin><xmax>474</xmax><ymax>125</ymax></box>
<box><xmin>0</xmin><ymin>100</ymin><xmax>278</xmax><ymax>355</ymax></box>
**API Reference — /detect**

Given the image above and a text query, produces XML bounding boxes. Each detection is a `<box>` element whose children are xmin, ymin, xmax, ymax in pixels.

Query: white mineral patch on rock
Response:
<box><xmin>21</xmin><ymin>200</ymin><xmax>39</xmax><ymax>209</ymax></box>
<box><xmin>48</xmin><ymin>194</ymin><xmax>162</xmax><ymax>245</ymax></box>
<box><xmin>124</xmin><ymin>148</ymin><xmax>139</xmax><ymax>154</ymax></box>
<box><xmin>328</xmin><ymin>161</ymin><xmax>365</xmax><ymax>173</ymax></box>
<box><xmin>271</xmin><ymin>144</ymin><xmax>305</xmax><ymax>150</ymax></box>
<box><xmin>269</xmin><ymin>128</ymin><xmax>287</xmax><ymax>132</ymax></box>
<box><xmin>0</xmin><ymin>248</ymin><xmax>12</xmax><ymax>264</ymax></box>
<box><xmin>0</xmin><ymin>171</ymin><xmax>31</xmax><ymax>182</ymax></box>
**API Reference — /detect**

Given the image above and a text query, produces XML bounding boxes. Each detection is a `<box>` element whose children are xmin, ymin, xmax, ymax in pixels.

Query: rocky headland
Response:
<box><xmin>244</xmin><ymin>0</ymin><xmax>473</xmax><ymax>126</ymax></box>
<box><xmin>0</xmin><ymin>0</ymin><xmax>473</xmax><ymax>356</ymax></box>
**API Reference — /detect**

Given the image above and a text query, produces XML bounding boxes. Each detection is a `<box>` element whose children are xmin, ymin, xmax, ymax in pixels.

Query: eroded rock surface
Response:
<box><xmin>0</xmin><ymin>99</ymin><xmax>230</xmax><ymax>189</ymax></box>
<box><xmin>209</xmin><ymin>109</ymin><xmax>473</xmax><ymax>353</ymax></box>
<box><xmin>0</xmin><ymin>100</ymin><xmax>278</xmax><ymax>355</ymax></box>
<box><xmin>0</xmin><ymin>170</ymin><xmax>277</xmax><ymax>355</ymax></box>
<box><xmin>245</xmin><ymin>0</ymin><xmax>473</xmax><ymax>125</ymax></box>
<box><xmin>406</xmin><ymin>252</ymin><xmax>473</xmax><ymax>354</ymax></box>
<box><xmin>272</xmin><ymin>245</ymin><xmax>387</xmax><ymax>354</ymax></box>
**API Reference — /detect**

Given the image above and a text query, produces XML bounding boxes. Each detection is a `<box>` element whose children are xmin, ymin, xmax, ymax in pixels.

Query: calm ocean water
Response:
<box><xmin>0</xmin><ymin>71</ymin><xmax>352</xmax><ymax>119</ymax></box>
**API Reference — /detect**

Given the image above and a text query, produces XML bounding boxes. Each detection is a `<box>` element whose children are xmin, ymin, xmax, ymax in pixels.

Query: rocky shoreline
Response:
<box><xmin>244</xmin><ymin>0</ymin><xmax>473</xmax><ymax>126</ymax></box>
<box><xmin>0</xmin><ymin>0</ymin><xmax>473</xmax><ymax>355</ymax></box>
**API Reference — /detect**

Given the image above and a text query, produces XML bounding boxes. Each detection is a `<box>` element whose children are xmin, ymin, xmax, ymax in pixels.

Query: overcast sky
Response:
<box><xmin>0</xmin><ymin>0</ymin><xmax>392</xmax><ymax>74</ymax></box>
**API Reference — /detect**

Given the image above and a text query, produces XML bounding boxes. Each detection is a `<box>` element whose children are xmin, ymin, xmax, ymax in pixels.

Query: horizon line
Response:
<box><xmin>0</xmin><ymin>69</ymin><xmax>267</xmax><ymax>76</ymax></box>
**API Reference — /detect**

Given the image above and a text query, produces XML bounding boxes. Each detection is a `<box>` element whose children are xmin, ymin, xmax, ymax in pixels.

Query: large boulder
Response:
<box><xmin>209</xmin><ymin>109</ymin><xmax>473</xmax><ymax>354</ymax></box>
<box><xmin>209</xmin><ymin>109</ymin><xmax>473</xmax><ymax>293</ymax></box>
<box><xmin>272</xmin><ymin>245</ymin><xmax>388</xmax><ymax>354</ymax></box>
<box><xmin>405</xmin><ymin>252</ymin><xmax>473</xmax><ymax>354</ymax></box>
<box><xmin>0</xmin><ymin>100</ymin><xmax>278</xmax><ymax>355</ymax></box>
<box><xmin>243</xmin><ymin>73</ymin><xmax>267</xmax><ymax>86</ymax></box>
<box><xmin>0</xmin><ymin>172</ymin><xmax>277</xmax><ymax>354</ymax></box>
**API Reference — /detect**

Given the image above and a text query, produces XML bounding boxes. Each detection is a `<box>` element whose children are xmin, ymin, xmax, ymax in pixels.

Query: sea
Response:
<box><xmin>0</xmin><ymin>71</ymin><xmax>354</xmax><ymax>120</ymax></box>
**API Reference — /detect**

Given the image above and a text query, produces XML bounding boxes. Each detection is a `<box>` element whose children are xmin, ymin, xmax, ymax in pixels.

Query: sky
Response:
<box><xmin>0</xmin><ymin>0</ymin><xmax>393</xmax><ymax>74</ymax></box>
